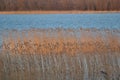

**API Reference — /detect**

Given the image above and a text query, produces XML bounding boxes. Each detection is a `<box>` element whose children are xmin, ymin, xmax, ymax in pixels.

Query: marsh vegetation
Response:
<box><xmin>0</xmin><ymin>28</ymin><xmax>120</xmax><ymax>80</ymax></box>
<box><xmin>0</xmin><ymin>0</ymin><xmax>120</xmax><ymax>11</ymax></box>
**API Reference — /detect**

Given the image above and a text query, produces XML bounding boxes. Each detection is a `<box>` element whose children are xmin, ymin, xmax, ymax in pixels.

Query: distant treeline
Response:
<box><xmin>0</xmin><ymin>0</ymin><xmax>120</xmax><ymax>11</ymax></box>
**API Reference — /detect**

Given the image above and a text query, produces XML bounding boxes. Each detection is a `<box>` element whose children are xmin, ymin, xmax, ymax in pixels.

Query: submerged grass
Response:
<box><xmin>0</xmin><ymin>28</ymin><xmax>120</xmax><ymax>80</ymax></box>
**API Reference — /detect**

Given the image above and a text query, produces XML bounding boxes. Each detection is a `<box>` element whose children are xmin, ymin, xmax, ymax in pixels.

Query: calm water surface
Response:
<box><xmin>0</xmin><ymin>13</ymin><xmax>120</xmax><ymax>30</ymax></box>
<box><xmin>0</xmin><ymin>13</ymin><xmax>120</xmax><ymax>45</ymax></box>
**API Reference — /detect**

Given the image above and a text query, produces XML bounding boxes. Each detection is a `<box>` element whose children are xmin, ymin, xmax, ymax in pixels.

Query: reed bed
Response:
<box><xmin>0</xmin><ymin>0</ymin><xmax>120</xmax><ymax>11</ymax></box>
<box><xmin>0</xmin><ymin>28</ymin><xmax>120</xmax><ymax>80</ymax></box>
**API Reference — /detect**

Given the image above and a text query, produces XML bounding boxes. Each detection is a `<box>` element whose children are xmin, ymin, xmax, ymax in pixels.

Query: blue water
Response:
<box><xmin>0</xmin><ymin>13</ymin><xmax>120</xmax><ymax>30</ymax></box>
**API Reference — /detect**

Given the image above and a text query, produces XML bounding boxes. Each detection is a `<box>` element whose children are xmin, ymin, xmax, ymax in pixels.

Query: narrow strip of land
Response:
<box><xmin>0</xmin><ymin>11</ymin><xmax>120</xmax><ymax>14</ymax></box>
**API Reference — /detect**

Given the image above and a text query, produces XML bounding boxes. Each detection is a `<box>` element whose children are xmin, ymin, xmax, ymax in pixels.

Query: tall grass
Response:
<box><xmin>0</xmin><ymin>28</ymin><xmax>120</xmax><ymax>80</ymax></box>
<box><xmin>0</xmin><ymin>0</ymin><xmax>120</xmax><ymax>11</ymax></box>
<box><xmin>1</xmin><ymin>28</ymin><xmax>120</xmax><ymax>54</ymax></box>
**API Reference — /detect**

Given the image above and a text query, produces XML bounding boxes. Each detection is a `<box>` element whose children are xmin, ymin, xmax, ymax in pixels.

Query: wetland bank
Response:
<box><xmin>0</xmin><ymin>12</ymin><xmax>120</xmax><ymax>80</ymax></box>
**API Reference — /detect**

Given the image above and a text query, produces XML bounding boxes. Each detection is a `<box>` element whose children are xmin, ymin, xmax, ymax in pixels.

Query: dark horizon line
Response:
<box><xmin>0</xmin><ymin>0</ymin><xmax>120</xmax><ymax>11</ymax></box>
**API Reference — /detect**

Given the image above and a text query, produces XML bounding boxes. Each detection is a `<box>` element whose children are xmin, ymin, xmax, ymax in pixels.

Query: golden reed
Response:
<box><xmin>1</xmin><ymin>28</ymin><xmax>120</xmax><ymax>54</ymax></box>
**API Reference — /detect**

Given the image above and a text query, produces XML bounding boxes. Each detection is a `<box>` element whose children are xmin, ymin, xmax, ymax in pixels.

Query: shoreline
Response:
<box><xmin>0</xmin><ymin>11</ymin><xmax>120</xmax><ymax>14</ymax></box>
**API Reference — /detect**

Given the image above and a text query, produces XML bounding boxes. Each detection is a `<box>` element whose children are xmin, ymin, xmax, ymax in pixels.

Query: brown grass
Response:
<box><xmin>0</xmin><ymin>0</ymin><xmax>120</xmax><ymax>11</ymax></box>
<box><xmin>0</xmin><ymin>28</ymin><xmax>120</xmax><ymax>80</ymax></box>
<box><xmin>1</xmin><ymin>28</ymin><xmax>120</xmax><ymax>54</ymax></box>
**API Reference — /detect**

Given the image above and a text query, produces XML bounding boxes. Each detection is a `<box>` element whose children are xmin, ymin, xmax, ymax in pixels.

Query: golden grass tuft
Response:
<box><xmin>1</xmin><ymin>28</ymin><xmax>120</xmax><ymax>54</ymax></box>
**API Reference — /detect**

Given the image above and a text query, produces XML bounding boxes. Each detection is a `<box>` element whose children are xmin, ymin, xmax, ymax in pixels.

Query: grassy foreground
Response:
<box><xmin>0</xmin><ymin>28</ymin><xmax>120</xmax><ymax>80</ymax></box>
